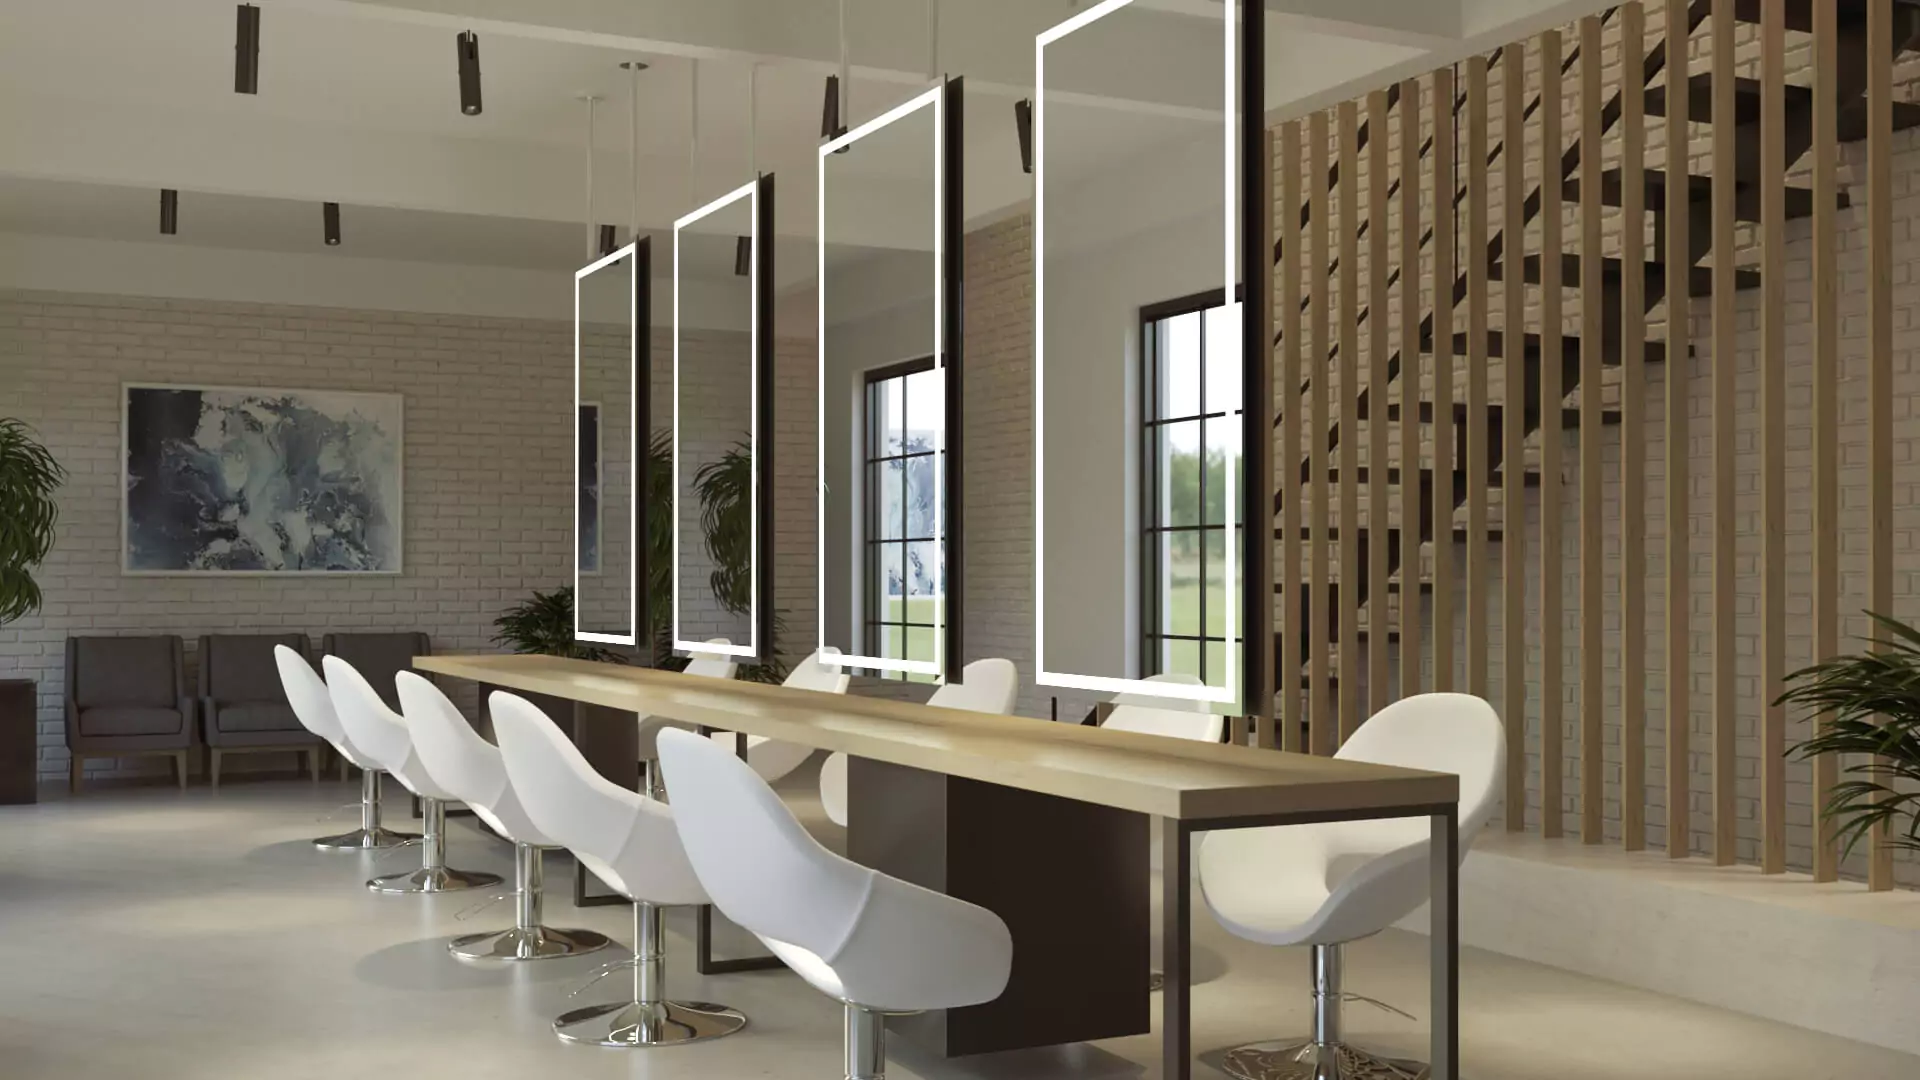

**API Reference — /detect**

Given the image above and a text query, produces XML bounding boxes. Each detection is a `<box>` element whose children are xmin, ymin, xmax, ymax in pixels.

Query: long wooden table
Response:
<box><xmin>418</xmin><ymin>653</ymin><xmax>1462</xmax><ymax>1080</ymax></box>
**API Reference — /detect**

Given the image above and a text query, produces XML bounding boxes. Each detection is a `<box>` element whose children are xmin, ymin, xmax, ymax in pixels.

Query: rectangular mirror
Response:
<box><xmin>1036</xmin><ymin>0</ymin><xmax>1239</xmax><ymax>704</ymax></box>
<box><xmin>673</xmin><ymin>180</ymin><xmax>767</xmax><ymax>660</ymax></box>
<box><xmin>575</xmin><ymin>241</ymin><xmax>640</xmax><ymax>645</ymax></box>
<box><xmin>818</xmin><ymin>83</ymin><xmax>957</xmax><ymax>682</ymax></box>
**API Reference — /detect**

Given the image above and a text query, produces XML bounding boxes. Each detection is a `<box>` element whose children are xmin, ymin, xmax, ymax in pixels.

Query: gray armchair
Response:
<box><xmin>65</xmin><ymin>635</ymin><xmax>195</xmax><ymax>792</ymax></box>
<box><xmin>200</xmin><ymin>633</ymin><xmax>323</xmax><ymax>786</ymax></box>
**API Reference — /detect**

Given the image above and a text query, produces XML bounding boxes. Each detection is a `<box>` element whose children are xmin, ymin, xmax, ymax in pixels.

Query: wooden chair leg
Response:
<box><xmin>69</xmin><ymin>755</ymin><xmax>82</xmax><ymax>794</ymax></box>
<box><xmin>204</xmin><ymin>748</ymin><xmax>218</xmax><ymax>789</ymax></box>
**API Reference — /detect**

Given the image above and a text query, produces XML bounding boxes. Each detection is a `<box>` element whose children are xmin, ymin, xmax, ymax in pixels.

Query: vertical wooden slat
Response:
<box><xmin>1367</xmin><ymin>90</ymin><xmax>1392</xmax><ymax>717</ymax></box>
<box><xmin>1465</xmin><ymin>57</ymin><xmax>1489</xmax><ymax>702</ymax></box>
<box><xmin>1252</xmin><ymin>126</ymin><xmax>1276</xmax><ymax>751</ymax></box>
<box><xmin>1663</xmin><ymin>0</ymin><xmax>1691</xmax><ymax>861</ymax></box>
<box><xmin>1338</xmin><ymin>101</ymin><xmax>1362</xmax><ymax>744</ymax></box>
<box><xmin>1538</xmin><ymin>28</ymin><xmax>1564</xmax><ymax>839</ymax></box>
<box><xmin>1619</xmin><ymin>1</ymin><xmax>1647</xmax><ymax>853</ymax></box>
<box><xmin>1710</xmin><ymin>0</ymin><xmax>1737</xmax><ymax>869</ymax></box>
<box><xmin>1502</xmin><ymin>44</ymin><xmax>1527</xmax><ymax>832</ymax></box>
<box><xmin>1309</xmin><ymin>109</ymin><xmax>1333</xmax><ymax>757</ymax></box>
<box><xmin>1579</xmin><ymin>14</ymin><xmax>1605</xmax><ymax>846</ymax></box>
<box><xmin>1280</xmin><ymin>121</ymin><xmax>1304</xmax><ymax>754</ymax></box>
<box><xmin>1758</xmin><ymin>0</ymin><xmax>1786</xmax><ymax>875</ymax></box>
<box><xmin>1399</xmin><ymin>78</ymin><xmax>1423</xmax><ymax>704</ymax></box>
<box><xmin>1431</xmin><ymin>67</ymin><xmax>1456</xmax><ymax>695</ymax></box>
<box><xmin>1867</xmin><ymin>0</ymin><xmax>1895</xmax><ymax>891</ymax></box>
<box><xmin>1810</xmin><ymin>0</ymin><xmax>1840</xmax><ymax>883</ymax></box>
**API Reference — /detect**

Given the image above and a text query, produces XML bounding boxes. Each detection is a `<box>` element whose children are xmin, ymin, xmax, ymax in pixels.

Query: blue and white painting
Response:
<box><xmin>578</xmin><ymin>403</ymin><xmax>601</xmax><ymax>574</ymax></box>
<box><xmin>123</xmin><ymin>384</ymin><xmax>403</xmax><ymax>574</ymax></box>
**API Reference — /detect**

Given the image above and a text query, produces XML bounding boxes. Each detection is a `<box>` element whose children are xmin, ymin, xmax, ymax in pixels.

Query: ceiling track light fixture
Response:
<box><xmin>159</xmin><ymin>189</ymin><xmax>179</xmax><ymax>235</ymax></box>
<box><xmin>323</xmin><ymin>202</ymin><xmax>341</xmax><ymax>246</ymax></box>
<box><xmin>456</xmin><ymin>31</ymin><xmax>483</xmax><ymax>116</ymax></box>
<box><xmin>621</xmin><ymin>60</ymin><xmax>648</xmax><ymax>248</ymax></box>
<box><xmin>1015</xmin><ymin>98</ymin><xmax>1034</xmax><ymax>175</ymax></box>
<box><xmin>824</xmin><ymin>0</ymin><xmax>851</xmax><ymax>152</ymax></box>
<box><xmin>599</xmin><ymin>224</ymin><xmax>619</xmax><ymax>257</ymax></box>
<box><xmin>234</xmin><ymin>4</ymin><xmax>260</xmax><ymax>95</ymax></box>
<box><xmin>820</xmin><ymin>75</ymin><xmax>844</xmax><ymax>143</ymax></box>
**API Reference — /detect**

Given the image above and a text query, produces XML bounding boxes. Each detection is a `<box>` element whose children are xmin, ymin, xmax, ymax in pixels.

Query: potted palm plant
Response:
<box><xmin>1</xmin><ymin>419</ymin><xmax>65</xmax><ymax>804</ymax></box>
<box><xmin>1778</xmin><ymin>612</ymin><xmax>1920</xmax><ymax>862</ymax></box>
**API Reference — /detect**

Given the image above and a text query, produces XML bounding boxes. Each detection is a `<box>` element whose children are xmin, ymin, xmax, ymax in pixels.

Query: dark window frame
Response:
<box><xmin>863</xmin><ymin>356</ymin><xmax>942</xmax><ymax>680</ymax></box>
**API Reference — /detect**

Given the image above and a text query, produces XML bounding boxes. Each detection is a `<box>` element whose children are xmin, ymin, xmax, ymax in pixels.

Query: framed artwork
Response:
<box><xmin>579</xmin><ymin>402</ymin><xmax>602</xmax><ymax>575</ymax></box>
<box><xmin>122</xmin><ymin>383</ymin><xmax>404</xmax><ymax>575</ymax></box>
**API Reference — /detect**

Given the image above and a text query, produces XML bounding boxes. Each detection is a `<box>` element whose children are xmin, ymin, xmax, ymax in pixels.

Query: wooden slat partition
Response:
<box><xmin>1465</xmin><ymin>57</ymin><xmax>1490</xmax><ymax>702</ymax></box>
<box><xmin>1867</xmin><ymin>0</ymin><xmax>1895</xmax><ymax>891</ymax></box>
<box><xmin>1279</xmin><ymin>120</ymin><xmax>1304</xmax><ymax>754</ymax></box>
<box><xmin>1337</xmin><ymin>101</ymin><xmax>1361</xmax><ymax>744</ymax></box>
<box><xmin>1431</xmin><ymin>67</ymin><xmax>1456</xmax><ymax>695</ymax></box>
<box><xmin>1758</xmin><ymin>0</ymin><xmax>1786</xmax><ymax>875</ymax></box>
<box><xmin>1810</xmin><ymin>0</ymin><xmax>1840</xmax><ymax>882</ymax></box>
<box><xmin>1710</xmin><ymin>0</ymin><xmax>1737</xmax><ymax>868</ymax></box>
<box><xmin>1252</xmin><ymin>127</ymin><xmax>1277</xmax><ymax>751</ymax></box>
<box><xmin>1538</xmin><ymin>28</ymin><xmax>1564</xmax><ymax>839</ymax></box>
<box><xmin>1663</xmin><ymin>0</ymin><xmax>1691</xmax><ymax>860</ymax></box>
<box><xmin>1308</xmin><ymin>110</ymin><xmax>1333</xmax><ymax>757</ymax></box>
<box><xmin>1399</xmin><ymin>78</ymin><xmax>1423</xmax><ymax>704</ymax></box>
<box><xmin>1619</xmin><ymin>0</ymin><xmax>1647</xmax><ymax>853</ymax></box>
<box><xmin>1502</xmin><ymin>44</ymin><xmax>1528</xmax><ymax>831</ymax></box>
<box><xmin>1579</xmin><ymin>14</ymin><xmax>1605</xmax><ymax>845</ymax></box>
<box><xmin>1367</xmin><ymin>90</ymin><xmax>1391</xmax><ymax>714</ymax></box>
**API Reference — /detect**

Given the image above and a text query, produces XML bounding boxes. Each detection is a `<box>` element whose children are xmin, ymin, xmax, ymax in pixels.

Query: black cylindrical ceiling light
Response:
<box><xmin>322</xmin><ymin>202</ymin><xmax>341</xmax><ymax>246</ymax></box>
<box><xmin>159</xmin><ymin>189</ymin><xmax>179</xmax><ymax>235</ymax></box>
<box><xmin>456</xmin><ymin>31</ymin><xmax>482</xmax><ymax>116</ymax></box>
<box><xmin>234</xmin><ymin>4</ymin><xmax>260</xmax><ymax>94</ymax></box>
<box><xmin>734</xmin><ymin>236</ymin><xmax>751</xmax><ymax>277</ymax></box>
<box><xmin>598</xmin><ymin>224</ymin><xmax>618</xmax><ymax>257</ymax></box>
<box><xmin>1015</xmin><ymin>99</ymin><xmax>1034</xmax><ymax>174</ymax></box>
<box><xmin>820</xmin><ymin>75</ymin><xmax>843</xmax><ymax>142</ymax></box>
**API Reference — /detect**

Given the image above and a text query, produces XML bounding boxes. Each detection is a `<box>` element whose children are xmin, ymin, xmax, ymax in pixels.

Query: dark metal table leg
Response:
<box><xmin>1430</xmin><ymin>804</ymin><xmax>1459</xmax><ymax>1080</ymax></box>
<box><xmin>1161</xmin><ymin>817</ymin><xmax>1191</xmax><ymax>1080</ymax></box>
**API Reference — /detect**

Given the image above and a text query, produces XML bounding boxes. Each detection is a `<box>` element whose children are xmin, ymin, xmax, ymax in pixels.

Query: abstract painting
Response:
<box><xmin>578</xmin><ymin>403</ymin><xmax>601</xmax><ymax>574</ymax></box>
<box><xmin>123</xmin><ymin>384</ymin><xmax>403</xmax><ymax>574</ymax></box>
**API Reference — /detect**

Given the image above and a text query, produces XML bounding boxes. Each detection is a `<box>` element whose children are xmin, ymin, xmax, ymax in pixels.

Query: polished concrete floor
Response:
<box><xmin>3</xmin><ymin>765</ymin><xmax>1915</xmax><ymax>1080</ymax></box>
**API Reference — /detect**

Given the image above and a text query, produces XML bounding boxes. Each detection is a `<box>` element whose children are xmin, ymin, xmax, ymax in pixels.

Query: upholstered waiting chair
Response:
<box><xmin>201</xmin><ymin>633</ymin><xmax>323</xmax><ymax>786</ymax></box>
<box><xmin>818</xmin><ymin>657</ymin><xmax>1020</xmax><ymax>827</ymax></box>
<box><xmin>658</xmin><ymin>727</ymin><xmax>1011</xmax><ymax>1080</ymax></box>
<box><xmin>638</xmin><ymin>638</ymin><xmax>739</xmax><ymax>798</ymax></box>
<box><xmin>1198</xmin><ymin>693</ymin><xmax>1503</xmax><ymax>1080</ymax></box>
<box><xmin>492</xmin><ymin>692</ymin><xmax>746</xmax><ymax>1048</ymax></box>
<box><xmin>396</xmin><ymin>672</ymin><xmax>611</xmax><ymax>962</ymax></box>
<box><xmin>323</xmin><ymin>656</ymin><xmax>502</xmax><ymax>895</ymax></box>
<box><xmin>707</xmin><ymin>648</ymin><xmax>849</xmax><ymax>783</ymax></box>
<box><xmin>274</xmin><ymin>646</ymin><xmax>416</xmax><ymax>851</ymax></box>
<box><xmin>65</xmin><ymin>635</ymin><xmax>196</xmax><ymax>791</ymax></box>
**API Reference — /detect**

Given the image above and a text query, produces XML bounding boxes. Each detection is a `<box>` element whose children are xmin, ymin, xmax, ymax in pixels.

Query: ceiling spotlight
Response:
<box><xmin>456</xmin><ymin>31</ymin><xmax>482</xmax><ymax>116</ymax></box>
<box><xmin>734</xmin><ymin>236</ymin><xmax>752</xmax><ymax>277</ymax></box>
<box><xmin>323</xmin><ymin>202</ymin><xmax>341</xmax><ymax>246</ymax></box>
<box><xmin>821</xmin><ymin>75</ymin><xmax>848</xmax><ymax>148</ymax></box>
<box><xmin>1015</xmin><ymin>99</ymin><xmax>1033</xmax><ymax>175</ymax></box>
<box><xmin>234</xmin><ymin>4</ymin><xmax>260</xmax><ymax>95</ymax></box>
<box><xmin>598</xmin><ymin>224</ymin><xmax>619</xmax><ymax>257</ymax></box>
<box><xmin>159</xmin><ymin>189</ymin><xmax>178</xmax><ymax>236</ymax></box>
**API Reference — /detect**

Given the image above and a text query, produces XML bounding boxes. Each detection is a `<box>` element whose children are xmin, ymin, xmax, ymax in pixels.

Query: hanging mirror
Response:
<box><xmin>575</xmin><ymin>241</ymin><xmax>641</xmax><ymax>645</ymax></box>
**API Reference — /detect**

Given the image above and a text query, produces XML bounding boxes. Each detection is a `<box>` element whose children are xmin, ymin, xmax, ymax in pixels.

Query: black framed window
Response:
<box><xmin>1141</xmin><ymin>291</ymin><xmax>1242</xmax><ymax>686</ymax></box>
<box><xmin>864</xmin><ymin>357</ymin><xmax>944</xmax><ymax>682</ymax></box>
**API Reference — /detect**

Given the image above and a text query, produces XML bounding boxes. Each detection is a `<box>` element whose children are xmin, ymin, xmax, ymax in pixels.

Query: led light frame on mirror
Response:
<box><xmin>672</xmin><ymin>180</ymin><xmax>761</xmax><ymax>660</ymax></box>
<box><xmin>1034</xmin><ymin>0</ymin><xmax>1239</xmax><ymax>704</ymax></box>
<box><xmin>574</xmin><ymin>241</ymin><xmax>639</xmax><ymax>647</ymax></box>
<box><xmin>817</xmin><ymin>84</ymin><xmax>947</xmax><ymax>680</ymax></box>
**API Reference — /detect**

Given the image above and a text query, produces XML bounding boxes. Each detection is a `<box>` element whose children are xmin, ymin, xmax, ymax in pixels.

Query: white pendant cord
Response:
<box><xmin>630</xmin><ymin>64</ymin><xmax>641</xmax><ymax>243</ymax></box>
<box><xmin>928</xmin><ymin>0</ymin><xmax>938</xmax><ymax>82</ymax></box>
<box><xmin>747</xmin><ymin>65</ymin><xmax>758</xmax><ymax>178</ymax></box>
<box><xmin>688</xmin><ymin>60</ymin><xmax>700</xmax><ymax>208</ymax></box>
<box><xmin>838</xmin><ymin>0</ymin><xmax>850</xmax><ymax>127</ymax></box>
<box><xmin>582</xmin><ymin>95</ymin><xmax>599</xmax><ymax>259</ymax></box>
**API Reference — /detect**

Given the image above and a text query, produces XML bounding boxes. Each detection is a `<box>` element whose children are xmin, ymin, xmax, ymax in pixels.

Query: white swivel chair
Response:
<box><xmin>708</xmin><ymin>648</ymin><xmax>850</xmax><ymax>783</ymax></box>
<box><xmin>658</xmin><ymin>727</ymin><xmax>1012</xmax><ymax>1080</ymax></box>
<box><xmin>1102</xmin><ymin>671</ymin><xmax>1226</xmax><ymax>743</ymax></box>
<box><xmin>638</xmin><ymin>638</ymin><xmax>738</xmax><ymax>798</ymax></box>
<box><xmin>492</xmin><ymin>691</ymin><xmax>747</xmax><ymax>1048</ymax></box>
<box><xmin>819</xmin><ymin>657</ymin><xmax>1020</xmax><ymax>827</ymax></box>
<box><xmin>1198</xmin><ymin>693</ymin><xmax>1503</xmax><ymax>1080</ymax></box>
<box><xmin>395</xmin><ymin>672</ymin><xmax>612</xmax><ymax>962</ymax></box>
<box><xmin>322</xmin><ymin>655</ymin><xmax>503</xmax><ymax>894</ymax></box>
<box><xmin>274</xmin><ymin>645</ymin><xmax>418</xmax><ymax>851</ymax></box>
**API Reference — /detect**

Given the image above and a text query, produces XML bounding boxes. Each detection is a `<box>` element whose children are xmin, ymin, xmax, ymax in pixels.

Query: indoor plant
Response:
<box><xmin>693</xmin><ymin>441</ymin><xmax>787</xmax><ymax>684</ymax></box>
<box><xmin>0</xmin><ymin>418</ymin><xmax>65</xmax><ymax>803</ymax></box>
<box><xmin>1778</xmin><ymin>612</ymin><xmax>1920</xmax><ymax>860</ymax></box>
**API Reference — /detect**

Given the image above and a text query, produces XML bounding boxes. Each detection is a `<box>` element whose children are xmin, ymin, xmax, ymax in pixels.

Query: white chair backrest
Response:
<box><xmin>275</xmin><ymin>645</ymin><xmax>345</xmax><ymax>746</ymax></box>
<box><xmin>657</xmin><ymin>727</ymin><xmax>874</xmax><ymax>959</ymax></box>
<box><xmin>395</xmin><ymin>671</ymin><xmax>507</xmax><ymax>815</ymax></box>
<box><xmin>1104</xmin><ymin>675</ymin><xmax>1225</xmax><ymax>742</ymax></box>
<box><xmin>322</xmin><ymin>655</ymin><xmax>414</xmax><ymax>777</ymax></box>
<box><xmin>1109</xmin><ymin>672</ymin><xmax>1210</xmax><ymax>710</ymax></box>
<box><xmin>491</xmin><ymin>691</ymin><xmax>706</xmax><ymax>905</ymax></box>
<box><xmin>784</xmin><ymin>649</ymin><xmax>852</xmax><ymax>694</ymax></box>
<box><xmin>1336</xmin><ymin>692</ymin><xmax>1504</xmax><ymax>837</ymax></box>
<box><xmin>926</xmin><ymin>658</ymin><xmax>1019</xmax><ymax>714</ymax></box>
<box><xmin>685</xmin><ymin>638</ymin><xmax>739</xmax><ymax>681</ymax></box>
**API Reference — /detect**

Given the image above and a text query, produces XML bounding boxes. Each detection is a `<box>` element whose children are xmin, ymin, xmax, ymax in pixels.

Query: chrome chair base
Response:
<box><xmin>449</xmin><ymin>925</ymin><xmax>612</xmax><ymax>962</ymax></box>
<box><xmin>367</xmin><ymin>866</ymin><xmax>503</xmax><ymax>894</ymax></box>
<box><xmin>1221</xmin><ymin>1040</ymin><xmax>1430</xmax><ymax>1080</ymax></box>
<box><xmin>552</xmin><ymin>1000</ymin><xmax>748</xmax><ymax>1048</ymax></box>
<box><xmin>312</xmin><ymin>825</ymin><xmax>418</xmax><ymax>851</ymax></box>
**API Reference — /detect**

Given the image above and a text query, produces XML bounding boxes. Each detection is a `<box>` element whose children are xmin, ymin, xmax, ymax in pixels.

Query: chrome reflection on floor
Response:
<box><xmin>1221</xmin><ymin>1040</ymin><xmax>1430</xmax><ymax>1080</ymax></box>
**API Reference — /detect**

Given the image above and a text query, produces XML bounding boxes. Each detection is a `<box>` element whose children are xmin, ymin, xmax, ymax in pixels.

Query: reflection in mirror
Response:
<box><xmin>674</xmin><ymin>184</ymin><xmax>758</xmax><ymax>659</ymax></box>
<box><xmin>820</xmin><ymin>87</ymin><xmax>944</xmax><ymax>682</ymax></box>
<box><xmin>576</xmin><ymin>244</ymin><xmax>637</xmax><ymax>644</ymax></box>
<box><xmin>1037</xmin><ymin>0</ymin><xmax>1238</xmax><ymax>704</ymax></box>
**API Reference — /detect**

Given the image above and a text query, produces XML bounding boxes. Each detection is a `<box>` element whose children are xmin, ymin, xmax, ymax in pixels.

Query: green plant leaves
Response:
<box><xmin>0</xmin><ymin>418</ymin><xmax>64</xmax><ymax>626</ymax></box>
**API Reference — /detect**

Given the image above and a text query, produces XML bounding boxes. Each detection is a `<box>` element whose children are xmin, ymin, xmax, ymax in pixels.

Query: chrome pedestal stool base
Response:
<box><xmin>451</xmin><ymin>925</ymin><xmax>612</xmax><ymax>961</ymax></box>
<box><xmin>1221</xmin><ymin>1041</ymin><xmax>1429</xmax><ymax>1080</ymax></box>
<box><xmin>313</xmin><ymin>825</ymin><xmax>417</xmax><ymax>851</ymax></box>
<box><xmin>369</xmin><ymin>865</ymin><xmax>502</xmax><ymax>894</ymax></box>
<box><xmin>553</xmin><ymin>999</ymin><xmax>747</xmax><ymax>1048</ymax></box>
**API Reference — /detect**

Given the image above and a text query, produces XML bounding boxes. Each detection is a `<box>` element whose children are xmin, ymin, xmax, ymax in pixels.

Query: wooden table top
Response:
<box><xmin>416</xmin><ymin>653</ymin><xmax>1458</xmax><ymax>822</ymax></box>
